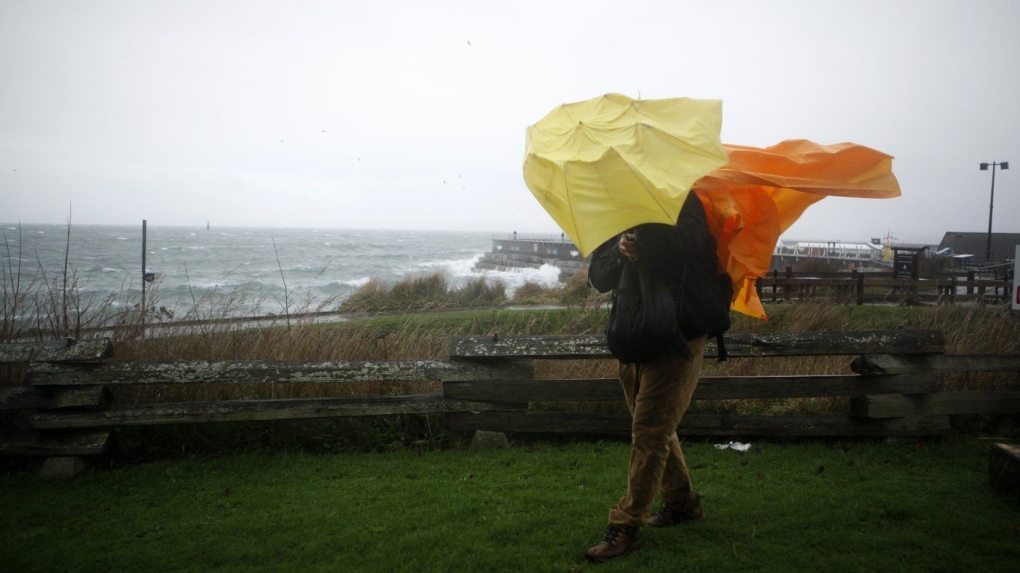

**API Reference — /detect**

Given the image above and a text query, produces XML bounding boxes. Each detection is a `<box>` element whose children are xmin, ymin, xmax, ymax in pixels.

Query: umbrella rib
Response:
<box><xmin>561</xmin><ymin>160</ymin><xmax>582</xmax><ymax>246</ymax></box>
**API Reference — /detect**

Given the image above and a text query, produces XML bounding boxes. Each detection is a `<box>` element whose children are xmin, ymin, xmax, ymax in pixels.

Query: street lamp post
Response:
<box><xmin>980</xmin><ymin>161</ymin><xmax>1009</xmax><ymax>264</ymax></box>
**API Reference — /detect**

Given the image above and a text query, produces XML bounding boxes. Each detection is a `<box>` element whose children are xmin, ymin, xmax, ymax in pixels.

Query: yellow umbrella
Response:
<box><xmin>523</xmin><ymin>93</ymin><xmax>730</xmax><ymax>257</ymax></box>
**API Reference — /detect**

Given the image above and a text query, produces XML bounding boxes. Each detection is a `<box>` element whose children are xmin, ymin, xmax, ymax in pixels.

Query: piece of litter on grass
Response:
<box><xmin>714</xmin><ymin>441</ymin><xmax>751</xmax><ymax>452</ymax></box>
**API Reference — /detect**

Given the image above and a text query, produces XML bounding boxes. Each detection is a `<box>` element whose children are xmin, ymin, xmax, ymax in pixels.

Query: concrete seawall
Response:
<box><xmin>473</xmin><ymin>234</ymin><xmax>590</xmax><ymax>281</ymax></box>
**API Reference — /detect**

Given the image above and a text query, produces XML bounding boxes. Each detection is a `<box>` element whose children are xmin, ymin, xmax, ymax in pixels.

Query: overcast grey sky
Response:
<box><xmin>2</xmin><ymin>0</ymin><xmax>1018</xmax><ymax>244</ymax></box>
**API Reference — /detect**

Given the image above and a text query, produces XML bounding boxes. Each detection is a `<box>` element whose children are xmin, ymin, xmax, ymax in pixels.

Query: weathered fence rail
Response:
<box><xmin>757</xmin><ymin>270</ymin><xmax>1014</xmax><ymax>305</ymax></box>
<box><xmin>2</xmin><ymin>330</ymin><xmax>1019</xmax><ymax>478</ymax></box>
<box><xmin>442</xmin><ymin>330</ymin><xmax>968</xmax><ymax>438</ymax></box>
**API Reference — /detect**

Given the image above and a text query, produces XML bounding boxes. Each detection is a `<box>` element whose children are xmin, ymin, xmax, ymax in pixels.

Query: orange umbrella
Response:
<box><xmin>693</xmin><ymin>140</ymin><xmax>901</xmax><ymax>319</ymax></box>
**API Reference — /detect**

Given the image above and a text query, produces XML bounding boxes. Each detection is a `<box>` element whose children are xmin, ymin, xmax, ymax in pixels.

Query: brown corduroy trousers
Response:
<box><xmin>607</xmin><ymin>335</ymin><xmax>707</xmax><ymax>527</ymax></box>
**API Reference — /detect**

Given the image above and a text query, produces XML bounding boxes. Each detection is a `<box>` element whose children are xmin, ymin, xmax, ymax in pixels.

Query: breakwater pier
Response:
<box><xmin>473</xmin><ymin>233</ymin><xmax>589</xmax><ymax>280</ymax></box>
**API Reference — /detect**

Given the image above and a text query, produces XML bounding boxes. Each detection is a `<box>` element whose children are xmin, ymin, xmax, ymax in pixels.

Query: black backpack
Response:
<box><xmin>606</xmin><ymin>261</ymin><xmax>689</xmax><ymax>364</ymax></box>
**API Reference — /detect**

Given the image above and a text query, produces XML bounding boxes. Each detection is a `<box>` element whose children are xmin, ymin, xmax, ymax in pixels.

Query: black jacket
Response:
<box><xmin>588</xmin><ymin>191</ymin><xmax>731</xmax><ymax>343</ymax></box>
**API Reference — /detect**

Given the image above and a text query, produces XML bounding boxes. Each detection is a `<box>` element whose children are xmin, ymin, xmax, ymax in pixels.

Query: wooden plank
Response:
<box><xmin>850</xmin><ymin>391</ymin><xmax>1020</xmax><ymax>418</ymax></box>
<box><xmin>0</xmin><ymin>386</ymin><xmax>48</xmax><ymax>409</ymax></box>
<box><xmin>0</xmin><ymin>430</ymin><xmax>111</xmax><ymax>455</ymax></box>
<box><xmin>27</xmin><ymin>359</ymin><xmax>533</xmax><ymax>386</ymax></box>
<box><xmin>49</xmin><ymin>386</ymin><xmax>113</xmax><ymax>409</ymax></box>
<box><xmin>444</xmin><ymin>379</ymin><xmax>622</xmax><ymax>402</ymax></box>
<box><xmin>0</xmin><ymin>385</ymin><xmax>112</xmax><ymax>410</ymax></box>
<box><xmin>28</xmin><ymin>393</ymin><xmax>523</xmax><ymax>429</ymax></box>
<box><xmin>443</xmin><ymin>374</ymin><xmax>938</xmax><ymax>402</ymax></box>
<box><xmin>450</xmin><ymin>330</ymin><xmax>945</xmax><ymax>360</ymax></box>
<box><xmin>852</xmin><ymin>353</ymin><xmax>1020</xmax><ymax>375</ymax></box>
<box><xmin>451</xmin><ymin>335</ymin><xmax>610</xmax><ymax>359</ymax></box>
<box><xmin>446</xmin><ymin>411</ymin><xmax>631</xmax><ymax>434</ymax></box>
<box><xmin>720</xmin><ymin>330</ymin><xmax>945</xmax><ymax>357</ymax></box>
<box><xmin>695</xmin><ymin>374</ymin><xmax>937</xmax><ymax>400</ymax></box>
<box><xmin>0</xmin><ymin>338</ymin><xmax>112</xmax><ymax>364</ymax></box>
<box><xmin>444</xmin><ymin>411</ymin><xmax>951</xmax><ymax>436</ymax></box>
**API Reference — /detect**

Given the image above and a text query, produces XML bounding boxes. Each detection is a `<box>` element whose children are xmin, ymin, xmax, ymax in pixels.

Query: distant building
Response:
<box><xmin>937</xmin><ymin>232</ymin><xmax>1020</xmax><ymax>265</ymax></box>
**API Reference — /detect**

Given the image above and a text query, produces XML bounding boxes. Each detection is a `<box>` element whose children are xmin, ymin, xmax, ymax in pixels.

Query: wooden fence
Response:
<box><xmin>2</xmin><ymin>331</ymin><xmax>1019</xmax><ymax>478</ymax></box>
<box><xmin>757</xmin><ymin>270</ymin><xmax>1014</xmax><ymax>305</ymax></box>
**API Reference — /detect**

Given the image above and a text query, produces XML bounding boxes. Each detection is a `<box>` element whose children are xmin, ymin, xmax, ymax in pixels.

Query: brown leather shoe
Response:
<box><xmin>585</xmin><ymin>524</ymin><xmax>644</xmax><ymax>562</ymax></box>
<box><xmin>646</xmin><ymin>493</ymin><xmax>703</xmax><ymax>527</ymax></box>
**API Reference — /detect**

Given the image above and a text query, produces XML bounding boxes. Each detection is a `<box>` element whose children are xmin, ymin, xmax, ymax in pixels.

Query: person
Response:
<box><xmin>584</xmin><ymin>191</ymin><xmax>731</xmax><ymax>563</ymax></box>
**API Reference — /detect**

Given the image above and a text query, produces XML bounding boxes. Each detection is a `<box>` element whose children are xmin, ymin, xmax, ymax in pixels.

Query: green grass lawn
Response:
<box><xmin>2</xmin><ymin>436</ymin><xmax>1019</xmax><ymax>572</ymax></box>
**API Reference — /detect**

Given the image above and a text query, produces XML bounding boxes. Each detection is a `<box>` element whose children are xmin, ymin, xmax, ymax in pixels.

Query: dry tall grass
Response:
<box><xmin>105</xmin><ymin>300</ymin><xmax>1020</xmax><ymax>396</ymax></box>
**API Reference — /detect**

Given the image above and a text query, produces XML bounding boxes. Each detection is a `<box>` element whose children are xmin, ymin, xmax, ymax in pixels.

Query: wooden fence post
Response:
<box><xmin>785</xmin><ymin>266</ymin><xmax>793</xmax><ymax>302</ymax></box>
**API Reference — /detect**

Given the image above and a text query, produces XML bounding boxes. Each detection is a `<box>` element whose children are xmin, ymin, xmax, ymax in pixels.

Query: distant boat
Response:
<box><xmin>206</xmin><ymin>221</ymin><xmax>210</xmax><ymax>231</ymax></box>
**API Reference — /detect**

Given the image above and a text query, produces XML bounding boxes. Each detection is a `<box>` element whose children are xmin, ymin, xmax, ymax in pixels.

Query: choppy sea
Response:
<box><xmin>1</xmin><ymin>224</ymin><xmax>562</xmax><ymax>321</ymax></box>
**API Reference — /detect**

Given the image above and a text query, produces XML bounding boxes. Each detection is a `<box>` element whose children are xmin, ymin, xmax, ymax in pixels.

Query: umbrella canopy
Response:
<box><xmin>693</xmin><ymin>140</ymin><xmax>900</xmax><ymax>319</ymax></box>
<box><xmin>523</xmin><ymin>93</ymin><xmax>730</xmax><ymax>257</ymax></box>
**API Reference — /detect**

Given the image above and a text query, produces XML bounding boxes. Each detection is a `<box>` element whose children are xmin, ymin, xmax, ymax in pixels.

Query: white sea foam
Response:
<box><xmin>473</xmin><ymin>263</ymin><xmax>562</xmax><ymax>295</ymax></box>
<box><xmin>345</xmin><ymin>277</ymin><xmax>372</xmax><ymax>288</ymax></box>
<box><xmin>416</xmin><ymin>254</ymin><xmax>483</xmax><ymax>277</ymax></box>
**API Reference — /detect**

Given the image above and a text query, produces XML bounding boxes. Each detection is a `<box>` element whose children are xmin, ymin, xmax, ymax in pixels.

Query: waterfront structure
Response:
<box><xmin>770</xmin><ymin>239</ymin><xmax>887</xmax><ymax>271</ymax></box>
<box><xmin>473</xmin><ymin>233</ymin><xmax>589</xmax><ymax>280</ymax></box>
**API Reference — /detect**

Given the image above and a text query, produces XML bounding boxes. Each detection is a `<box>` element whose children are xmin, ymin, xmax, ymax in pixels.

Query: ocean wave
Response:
<box><xmin>473</xmin><ymin>263</ymin><xmax>561</xmax><ymax>294</ymax></box>
<box><xmin>344</xmin><ymin>277</ymin><xmax>372</xmax><ymax>288</ymax></box>
<box><xmin>173</xmin><ymin>281</ymin><xmax>234</xmax><ymax>290</ymax></box>
<box><xmin>415</xmin><ymin>254</ymin><xmax>483</xmax><ymax>276</ymax></box>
